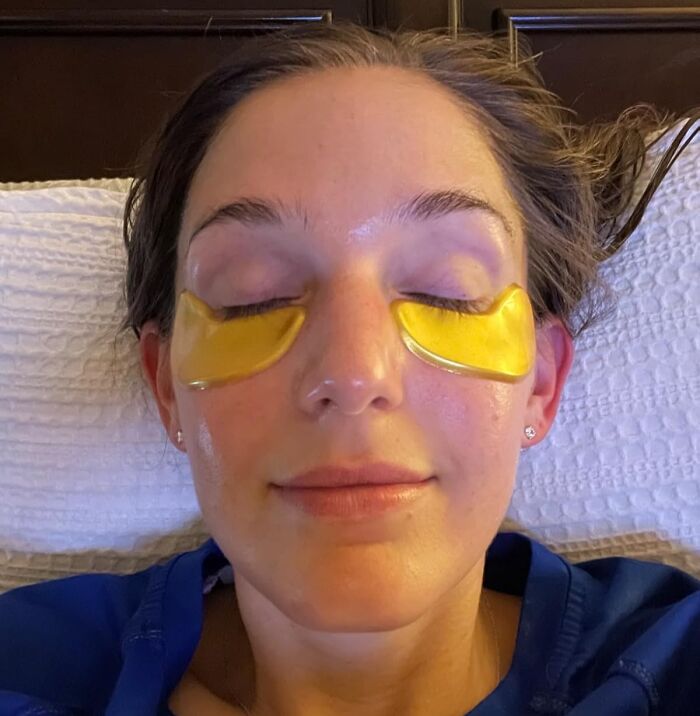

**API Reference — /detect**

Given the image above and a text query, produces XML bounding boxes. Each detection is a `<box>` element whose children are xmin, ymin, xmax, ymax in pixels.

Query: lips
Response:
<box><xmin>275</xmin><ymin>461</ymin><xmax>432</xmax><ymax>488</ymax></box>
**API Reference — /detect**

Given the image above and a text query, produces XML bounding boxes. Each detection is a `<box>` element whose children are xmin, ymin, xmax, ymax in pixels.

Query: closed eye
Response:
<box><xmin>219</xmin><ymin>297</ymin><xmax>299</xmax><ymax>320</ymax></box>
<box><xmin>219</xmin><ymin>293</ymin><xmax>489</xmax><ymax>320</ymax></box>
<box><xmin>401</xmin><ymin>293</ymin><xmax>491</xmax><ymax>315</ymax></box>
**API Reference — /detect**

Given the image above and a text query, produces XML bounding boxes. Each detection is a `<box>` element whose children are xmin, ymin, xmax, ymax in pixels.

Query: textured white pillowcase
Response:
<box><xmin>0</xmin><ymin>178</ymin><xmax>207</xmax><ymax>592</ymax></box>
<box><xmin>505</xmin><ymin>121</ymin><xmax>699</xmax><ymax>575</ymax></box>
<box><xmin>0</xmin><ymin>124</ymin><xmax>697</xmax><ymax>593</ymax></box>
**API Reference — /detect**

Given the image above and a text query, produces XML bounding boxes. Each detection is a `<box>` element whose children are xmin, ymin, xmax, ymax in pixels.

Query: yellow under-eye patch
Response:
<box><xmin>391</xmin><ymin>283</ymin><xmax>535</xmax><ymax>381</ymax></box>
<box><xmin>171</xmin><ymin>282</ymin><xmax>536</xmax><ymax>389</ymax></box>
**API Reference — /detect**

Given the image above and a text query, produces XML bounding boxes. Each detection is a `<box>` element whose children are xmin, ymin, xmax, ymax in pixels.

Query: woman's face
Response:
<box><xmin>155</xmin><ymin>66</ymin><xmax>559</xmax><ymax>629</ymax></box>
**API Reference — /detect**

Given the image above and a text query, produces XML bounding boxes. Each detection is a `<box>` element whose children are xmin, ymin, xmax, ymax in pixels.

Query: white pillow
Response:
<box><xmin>0</xmin><ymin>123</ymin><xmax>697</xmax><ymax>593</ymax></box>
<box><xmin>0</xmin><ymin>178</ymin><xmax>207</xmax><ymax>593</ymax></box>
<box><xmin>505</xmin><ymin>119</ymin><xmax>699</xmax><ymax>575</ymax></box>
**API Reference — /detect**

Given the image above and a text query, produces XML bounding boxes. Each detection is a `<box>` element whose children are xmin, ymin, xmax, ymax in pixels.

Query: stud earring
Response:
<box><xmin>524</xmin><ymin>425</ymin><xmax>536</xmax><ymax>440</ymax></box>
<box><xmin>176</xmin><ymin>429</ymin><xmax>184</xmax><ymax>446</ymax></box>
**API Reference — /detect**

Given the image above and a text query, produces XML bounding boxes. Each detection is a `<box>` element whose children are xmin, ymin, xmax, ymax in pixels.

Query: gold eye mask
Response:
<box><xmin>170</xmin><ymin>282</ymin><xmax>536</xmax><ymax>389</ymax></box>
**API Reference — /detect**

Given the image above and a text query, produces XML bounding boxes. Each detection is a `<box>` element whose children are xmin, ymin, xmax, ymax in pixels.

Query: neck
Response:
<box><xmin>227</xmin><ymin>570</ymin><xmax>503</xmax><ymax>716</ymax></box>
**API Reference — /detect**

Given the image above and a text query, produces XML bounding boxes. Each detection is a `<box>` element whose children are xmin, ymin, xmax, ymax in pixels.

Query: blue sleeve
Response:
<box><xmin>0</xmin><ymin>569</ymin><xmax>153</xmax><ymax>714</ymax></box>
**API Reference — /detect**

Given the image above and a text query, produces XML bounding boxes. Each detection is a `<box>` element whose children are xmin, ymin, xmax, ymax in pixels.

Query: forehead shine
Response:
<box><xmin>188</xmin><ymin>188</ymin><xmax>514</xmax><ymax>247</ymax></box>
<box><xmin>180</xmin><ymin>65</ymin><xmax>524</xmax><ymax>282</ymax></box>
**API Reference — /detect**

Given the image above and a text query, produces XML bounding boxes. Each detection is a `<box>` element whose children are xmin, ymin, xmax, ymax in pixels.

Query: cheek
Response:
<box><xmin>175</xmin><ymin>380</ymin><xmax>290</xmax><ymax>569</ymax></box>
<box><xmin>407</xmin><ymin>374</ymin><xmax>524</xmax><ymax>493</ymax></box>
<box><xmin>174</xmin><ymin>380</ymin><xmax>281</xmax><ymax>502</ymax></box>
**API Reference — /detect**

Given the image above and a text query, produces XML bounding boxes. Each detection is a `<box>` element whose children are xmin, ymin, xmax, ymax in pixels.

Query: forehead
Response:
<box><xmin>180</xmin><ymin>65</ymin><xmax>522</xmax><ymax>265</ymax></box>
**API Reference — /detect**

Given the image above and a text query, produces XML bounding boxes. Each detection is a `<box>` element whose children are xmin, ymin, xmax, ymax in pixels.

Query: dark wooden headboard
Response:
<box><xmin>2</xmin><ymin>2</ymin><xmax>698</xmax><ymax>181</ymax></box>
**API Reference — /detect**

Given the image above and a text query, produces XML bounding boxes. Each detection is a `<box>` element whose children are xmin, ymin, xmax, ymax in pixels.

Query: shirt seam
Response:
<box><xmin>123</xmin><ymin>630</ymin><xmax>164</xmax><ymax>643</ymax></box>
<box><xmin>542</xmin><ymin>554</ymin><xmax>586</xmax><ymax>691</ymax></box>
<box><xmin>120</xmin><ymin>549</ymin><xmax>190</xmax><ymax>648</ymax></box>
<box><xmin>607</xmin><ymin>658</ymin><xmax>660</xmax><ymax>714</ymax></box>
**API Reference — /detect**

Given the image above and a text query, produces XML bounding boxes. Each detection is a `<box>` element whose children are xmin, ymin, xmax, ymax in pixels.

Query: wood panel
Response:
<box><xmin>0</xmin><ymin>8</ymin><xmax>344</xmax><ymax>181</ymax></box>
<box><xmin>2</xmin><ymin>1</ymin><xmax>699</xmax><ymax>179</ymax></box>
<box><xmin>494</xmin><ymin>7</ymin><xmax>700</xmax><ymax>121</ymax></box>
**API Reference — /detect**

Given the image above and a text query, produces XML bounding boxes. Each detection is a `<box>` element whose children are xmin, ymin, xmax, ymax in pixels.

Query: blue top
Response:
<box><xmin>1</xmin><ymin>531</ymin><xmax>698</xmax><ymax>716</ymax></box>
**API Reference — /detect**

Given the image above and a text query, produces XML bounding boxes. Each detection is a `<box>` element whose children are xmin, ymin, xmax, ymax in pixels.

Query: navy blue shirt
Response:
<box><xmin>1</xmin><ymin>531</ymin><xmax>698</xmax><ymax>715</ymax></box>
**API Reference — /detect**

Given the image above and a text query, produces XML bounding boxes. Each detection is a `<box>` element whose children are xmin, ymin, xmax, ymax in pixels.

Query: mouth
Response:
<box><xmin>271</xmin><ymin>476</ymin><xmax>436</xmax><ymax>519</ymax></box>
<box><xmin>276</xmin><ymin>461</ymin><xmax>433</xmax><ymax>489</ymax></box>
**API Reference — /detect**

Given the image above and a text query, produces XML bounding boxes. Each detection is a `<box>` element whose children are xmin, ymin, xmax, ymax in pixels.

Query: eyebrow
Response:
<box><xmin>188</xmin><ymin>188</ymin><xmax>515</xmax><ymax>245</ymax></box>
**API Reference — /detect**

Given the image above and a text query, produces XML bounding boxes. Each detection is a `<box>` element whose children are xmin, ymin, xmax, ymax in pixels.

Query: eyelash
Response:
<box><xmin>220</xmin><ymin>294</ymin><xmax>487</xmax><ymax>319</ymax></box>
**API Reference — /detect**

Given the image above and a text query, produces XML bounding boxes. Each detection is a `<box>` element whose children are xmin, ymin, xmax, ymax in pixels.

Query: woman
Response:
<box><xmin>1</xmin><ymin>20</ymin><xmax>698</xmax><ymax>716</ymax></box>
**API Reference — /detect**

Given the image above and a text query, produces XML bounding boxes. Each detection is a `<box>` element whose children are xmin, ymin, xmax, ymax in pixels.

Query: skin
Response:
<box><xmin>140</xmin><ymin>65</ymin><xmax>574</xmax><ymax>716</ymax></box>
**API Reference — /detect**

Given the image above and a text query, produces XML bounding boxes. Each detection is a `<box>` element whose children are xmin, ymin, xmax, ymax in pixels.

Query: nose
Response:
<box><xmin>295</xmin><ymin>275</ymin><xmax>405</xmax><ymax>418</ymax></box>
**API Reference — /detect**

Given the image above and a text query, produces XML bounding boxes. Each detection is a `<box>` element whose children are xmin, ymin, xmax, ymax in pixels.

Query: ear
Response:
<box><xmin>138</xmin><ymin>320</ymin><xmax>183</xmax><ymax>450</ymax></box>
<box><xmin>523</xmin><ymin>316</ymin><xmax>575</xmax><ymax>448</ymax></box>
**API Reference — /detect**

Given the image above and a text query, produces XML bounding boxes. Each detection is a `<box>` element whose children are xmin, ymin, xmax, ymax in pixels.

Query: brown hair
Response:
<box><xmin>120</xmin><ymin>20</ymin><xmax>696</xmax><ymax>342</ymax></box>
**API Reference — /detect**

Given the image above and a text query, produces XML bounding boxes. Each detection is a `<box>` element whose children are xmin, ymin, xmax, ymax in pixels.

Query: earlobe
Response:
<box><xmin>138</xmin><ymin>320</ymin><xmax>180</xmax><ymax>444</ymax></box>
<box><xmin>523</xmin><ymin>317</ymin><xmax>575</xmax><ymax>447</ymax></box>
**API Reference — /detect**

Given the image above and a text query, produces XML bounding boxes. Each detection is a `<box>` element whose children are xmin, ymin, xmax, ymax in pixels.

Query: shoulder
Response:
<box><xmin>0</xmin><ymin>537</ymin><xmax>223</xmax><ymax>713</ymax></box>
<box><xmin>564</xmin><ymin>553</ymin><xmax>700</xmax><ymax>711</ymax></box>
<box><xmin>570</xmin><ymin>552</ymin><xmax>700</xmax><ymax>627</ymax></box>
<box><xmin>0</xmin><ymin>560</ymin><xmax>167</xmax><ymax>712</ymax></box>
